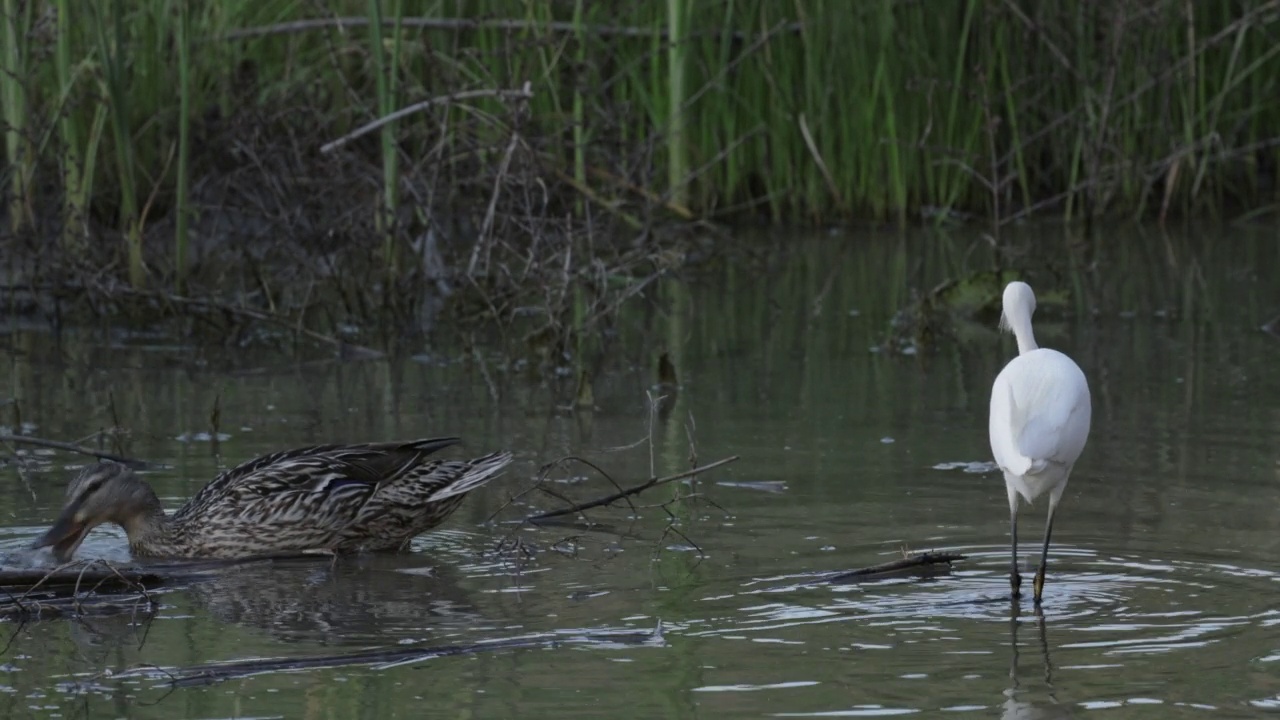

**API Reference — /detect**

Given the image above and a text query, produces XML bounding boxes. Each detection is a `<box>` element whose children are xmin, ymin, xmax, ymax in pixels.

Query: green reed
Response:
<box><xmin>5</xmin><ymin>0</ymin><xmax>1279</xmax><ymax>285</ymax></box>
<box><xmin>666</xmin><ymin>0</ymin><xmax>689</xmax><ymax>208</ymax></box>
<box><xmin>368</xmin><ymin>0</ymin><xmax>404</xmax><ymax>279</ymax></box>
<box><xmin>174</xmin><ymin>0</ymin><xmax>192</xmax><ymax>289</ymax></box>
<box><xmin>572</xmin><ymin>0</ymin><xmax>588</xmax><ymax>209</ymax></box>
<box><xmin>54</xmin><ymin>0</ymin><xmax>82</xmax><ymax>248</ymax></box>
<box><xmin>1</xmin><ymin>0</ymin><xmax>32</xmax><ymax>233</ymax></box>
<box><xmin>92</xmin><ymin>0</ymin><xmax>144</xmax><ymax>286</ymax></box>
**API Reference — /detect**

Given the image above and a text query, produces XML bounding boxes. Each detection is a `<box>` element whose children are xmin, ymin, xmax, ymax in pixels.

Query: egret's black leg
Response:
<box><xmin>1010</xmin><ymin>506</ymin><xmax>1022</xmax><ymax>599</ymax></box>
<box><xmin>1032</xmin><ymin>502</ymin><xmax>1058</xmax><ymax>605</ymax></box>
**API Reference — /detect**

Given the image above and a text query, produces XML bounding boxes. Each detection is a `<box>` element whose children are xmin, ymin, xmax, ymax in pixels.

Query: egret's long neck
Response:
<box><xmin>1005</xmin><ymin>311</ymin><xmax>1038</xmax><ymax>355</ymax></box>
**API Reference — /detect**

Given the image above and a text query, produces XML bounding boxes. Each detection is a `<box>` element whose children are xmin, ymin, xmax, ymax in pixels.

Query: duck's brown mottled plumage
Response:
<box><xmin>31</xmin><ymin>437</ymin><xmax>512</xmax><ymax>561</ymax></box>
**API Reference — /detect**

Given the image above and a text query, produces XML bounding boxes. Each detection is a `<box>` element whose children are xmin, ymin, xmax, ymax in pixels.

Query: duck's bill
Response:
<box><xmin>30</xmin><ymin>510</ymin><xmax>91</xmax><ymax>563</ymax></box>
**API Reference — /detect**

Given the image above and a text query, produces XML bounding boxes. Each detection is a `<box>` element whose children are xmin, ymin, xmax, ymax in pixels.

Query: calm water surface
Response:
<box><xmin>0</xmin><ymin>226</ymin><xmax>1277</xmax><ymax>718</ymax></box>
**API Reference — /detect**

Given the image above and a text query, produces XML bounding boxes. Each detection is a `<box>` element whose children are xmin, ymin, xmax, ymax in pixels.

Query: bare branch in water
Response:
<box><xmin>110</xmin><ymin>288</ymin><xmax>385</xmax><ymax>359</ymax></box>
<box><xmin>0</xmin><ymin>435</ymin><xmax>149</xmax><ymax>468</ymax></box>
<box><xmin>813</xmin><ymin>552</ymin><xmax>968</xmax><ymax>585</ymax></box>
<box><xmin>524</xmin><ymin>455</ymin><xmax>739</xmax><ymax>523</ymax></box>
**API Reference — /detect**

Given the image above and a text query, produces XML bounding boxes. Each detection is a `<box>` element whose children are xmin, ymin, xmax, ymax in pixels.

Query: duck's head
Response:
<box><xmin>31</xmin><ymin>462</ymin><xmax>157</xmax><ymax>562</ymax></box>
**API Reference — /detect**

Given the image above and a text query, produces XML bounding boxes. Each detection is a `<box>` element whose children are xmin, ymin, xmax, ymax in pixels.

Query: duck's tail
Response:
<box><xmin>426</xmin><ymin>451</ymin><xmax>514</xmax><ymax>503</ymax></box>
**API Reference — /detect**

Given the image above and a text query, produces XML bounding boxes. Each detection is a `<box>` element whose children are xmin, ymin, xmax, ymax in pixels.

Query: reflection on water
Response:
<box><xmin>180</xmin><ymin>546</ymin><xmax>485</xmax><ymax>645</ymax></box>
<box><xmin>0</xmin><ymin>224</ymin><xmax>1278</xmax><ymax>717</ymax></box>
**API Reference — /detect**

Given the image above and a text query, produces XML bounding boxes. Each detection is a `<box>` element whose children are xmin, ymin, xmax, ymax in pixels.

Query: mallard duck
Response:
<box><xmin>31</xmin><ymin>437</ymin><xmax>512</xmax><ymax>561</ymax></box>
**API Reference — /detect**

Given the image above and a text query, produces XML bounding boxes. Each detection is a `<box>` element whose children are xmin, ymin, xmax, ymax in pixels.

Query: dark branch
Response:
<box><xmin>525</xmin><ymin>455</ymin><xmax>739</xmax><ymax>522</ymax></box>
<box><xmin>0</xmin><ymin>435</ymin><xmax>149</xmax><ymax>468</ymax></box>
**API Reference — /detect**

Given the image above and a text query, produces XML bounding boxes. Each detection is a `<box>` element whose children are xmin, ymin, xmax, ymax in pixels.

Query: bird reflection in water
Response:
<box><xmin>185</xmin><ymin>553</ymin><xmax>484</xmax><ymax>644</ymax></box>
<box><xmin>62</xmin><ymin>552</ymin><xmax>486</xmax><ymax>661</ymax></box>
<box><xmin>1003</xmin><ymin>606</ymin><xmax>1072</xmax><ymax>720</ymax></box>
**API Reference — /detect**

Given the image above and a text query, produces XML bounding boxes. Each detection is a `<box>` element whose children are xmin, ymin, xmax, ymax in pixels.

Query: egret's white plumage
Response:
<box><xmin>989</xmin><ymin>281</ymin><xmax>1090</xmax><ymax>604</ymax></box>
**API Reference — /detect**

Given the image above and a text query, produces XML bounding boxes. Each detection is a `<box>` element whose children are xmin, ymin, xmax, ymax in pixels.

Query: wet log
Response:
<box><xmin>111</xmin><ymin>625</ymin><xmax>664</xmax><ymax>686</ymax></box>
<box><xmin>0</xmin><ymin>560</ymin><xmax>162</xmax><ymax>620</ymax></box>
<box><xmin>0</xmin><ymin>556</ymin><xmax>327</xmax><ymax>621</ymax></box>
<box><xmin>0</xmin><ymin>566</ymin><xmax>164</xmax><ymax>594</ymax></box>
<box><xmin>0</xmin><ymin>593</ymin><xmax>157</xmax><ymax>620</ymax></box>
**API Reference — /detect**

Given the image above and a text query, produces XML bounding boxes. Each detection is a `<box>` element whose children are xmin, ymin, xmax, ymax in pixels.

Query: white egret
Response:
<box><xmin>989</xmin><ymin>281</ymin><xmax>1091</xmax><ymax>604</ymax></box>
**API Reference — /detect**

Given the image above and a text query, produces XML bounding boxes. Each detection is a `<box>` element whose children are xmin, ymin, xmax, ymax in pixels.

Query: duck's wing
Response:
<box><xmin>173</xmin><ymin>437</ymin><xmax>461</xmax><ymax>523</ymax></box>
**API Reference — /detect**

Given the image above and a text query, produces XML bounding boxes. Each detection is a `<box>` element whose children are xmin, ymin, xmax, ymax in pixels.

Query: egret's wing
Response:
<box><xmin>989</xmin><ymin>373</ymin><xmax>1029</xmax><ymax>475</ymax></box>
<box><xmin>991</xmin><ymin>351</ymin><xmax>1091</xmax><ymax>475</ymax></box>
<box><xmin>1008</xmin><ymin>353</ymin><xmax>1090</xmax><ymax>466</ymax></box>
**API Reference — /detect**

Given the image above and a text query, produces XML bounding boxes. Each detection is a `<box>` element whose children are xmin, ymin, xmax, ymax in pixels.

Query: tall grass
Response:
<box><xmin>1</xmin><ymin>0</ymin><xmax>32</xmax><ymax>233</ymax></box>
<box><xmin>3</xmin><ymin>0</ymin><xmax>1278</xmax><ymax>290</ymax></box>
<box><xmin>173</xmin><ymin>0</ymin><xmax>192</xmax><ymax>290</ymax></box>
<box><xmin>665</xmin><ymin>0</ymin><xmax>689</xmax><ymax>209</ymax></box>
<box><xmin>92</xmin><ymin>0</ymin><xmax>145</xmax><ymax>287</ymax></box>
<box><xmin>54</xmin><ymin>0</ymin><xmax>83</xmax><ymax>249</ymax></box>
<box><xmin>368</xmin><ymin>0</ymin><xmax>404</xmax><ymax>281</ymax></box>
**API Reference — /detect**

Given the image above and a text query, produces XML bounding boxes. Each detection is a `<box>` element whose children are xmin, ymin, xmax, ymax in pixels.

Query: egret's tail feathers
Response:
<box><xmin>1006</xmin><ymin>455</ymin><xmax>1033</xmax><ymax>477</ymax></box>
<box><xmin>1007</xmin><ymin>454</ymin><xmax>1052</xmax><ymax>477</ymax></box>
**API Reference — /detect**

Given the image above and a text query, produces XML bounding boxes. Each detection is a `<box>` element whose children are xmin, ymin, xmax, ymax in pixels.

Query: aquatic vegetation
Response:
<box><xmin>0</xmin><ymin>0</ymin><xmax>1276</xmax><ymax>345</ymax></box>
<box><xmin>879</xmin><ymin>269</ymin><xmax>1061</xmax><ymax>355</ymax></box>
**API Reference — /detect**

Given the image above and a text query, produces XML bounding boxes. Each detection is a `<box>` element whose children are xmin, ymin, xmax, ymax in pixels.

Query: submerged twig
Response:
<box><xmin>525</xmin><ymin>455</ymin><xmax>739</xmax><ymax>522</ymax></box>
<box><xmin>112</xmin><ymin>289</ymin><xmax>384</xmax><ymax>359</ymax></box>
